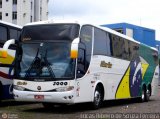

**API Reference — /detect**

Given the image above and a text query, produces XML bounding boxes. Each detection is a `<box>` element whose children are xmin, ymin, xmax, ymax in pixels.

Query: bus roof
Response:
<box><xmin>25</xmin><ymin>20</ymin><xmax>157</xmax><ymax>51</ymax></box>
<box><xmin>0</xmin><ymin>20</ymin><xmax>22</xmax><ymax>29</ymax></box>
<box><xmin>25</xmin><ymin>20</ymin><xmax>139</xmax><ymax>42</ymax></box>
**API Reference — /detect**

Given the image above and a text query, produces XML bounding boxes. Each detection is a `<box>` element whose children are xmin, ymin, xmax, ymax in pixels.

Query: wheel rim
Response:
<box><xmin>146</xmin><ymin>90</ymin><xmax>150</xmax><ymax>100</ymax></box>
<box><xmin>94</xmin><ymin>90</ymin><xmax>101</xmax><ymax>106</ymax></box>
<box><xmin>141</xmin><ymin>90</ymin><xmax>145</xmax><ymax>101</ymax></box>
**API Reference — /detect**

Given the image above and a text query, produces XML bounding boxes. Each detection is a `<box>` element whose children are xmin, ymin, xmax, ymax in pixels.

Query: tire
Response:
<box><xmin>145</xmin><ymin>89</ymin><xmax>151</xmax><ymax>102</ymax></box>
<box><xmin>91</xmin><ymin>86</ymin><xmax>103</xmax><ymax>109</ymax></box>
<box><xmin>141</xmin><ymin>86</ymin><xmax>148</xmax><ymax>102</ymax></box>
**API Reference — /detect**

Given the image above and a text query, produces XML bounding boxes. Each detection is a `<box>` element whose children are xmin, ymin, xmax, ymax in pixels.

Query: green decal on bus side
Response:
<box><xmin>116</xmin><ymin>44</ymin><xmax>158</xmax><ymax>99</ymax></box>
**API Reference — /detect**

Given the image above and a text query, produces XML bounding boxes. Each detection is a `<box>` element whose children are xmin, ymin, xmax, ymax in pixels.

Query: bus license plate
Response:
<box><xmin>34</xmin><ymin>95</ymin><xmax>44</xmax><ymax>100</ymax></box>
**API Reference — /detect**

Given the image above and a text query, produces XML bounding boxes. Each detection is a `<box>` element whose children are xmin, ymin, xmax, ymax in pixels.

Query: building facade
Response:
<box><xmin>0</xmin><ymin>0</ymin><xmax>49</xmax><ymax>26</ymax></box>
<box><xmin>102</xmin><ymin>23</ymin><xmax>156</xmax><ymax>47</ymax></box>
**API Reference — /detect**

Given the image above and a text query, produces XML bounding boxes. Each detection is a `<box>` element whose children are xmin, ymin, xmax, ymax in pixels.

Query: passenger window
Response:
<box><xmin>94</xmin><ymin>28</ymin><xmax>111</xmax><ymax>56</ymax></box>
<box><xmin>17</xmin><ymin>31</ymin><xmax>21</xmax><ymax>40</ymax></box>
<box><xmin>80</xmin><ymin>25</ymin><xmax>92</xmax><ymax>66</ymax></box>
<box><xmin>10</xmin><ymin>29</ymin><xmax>18</xmax><ymax>40</ymax></box>
<box><xmin>110</xmin><ymin>34</ymin><xmax>130</xmax><ymax>60</ymax></box>
<box><xmin>111</xmin><ymin>35</ymin><xmax>123</xmax><ymax>58</ymax></box>
<box><xmin>121</xmin><ymin>39</ymin><xmax>129</xmax><ymax>60</ymax></box>
<box><xmin>128</xmin><ymin>42</ymin><xmax>139</xmax><ymax>60</ymax></box>
<box><xmin>0</xmin><ymin>26</ymin><xmax>7</xmax><ymax>41</ymax></box>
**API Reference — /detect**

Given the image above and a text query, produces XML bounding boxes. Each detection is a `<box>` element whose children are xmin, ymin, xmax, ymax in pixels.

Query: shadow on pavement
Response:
<box><xmin>0</xmin><ymin>100</ymin><xmax>36</xmax><ymax>107</ymax></box>
<box><xmin>23</xmin><ymin>98</ymin><xmax>156</xmax><ymax>114</ymax></box>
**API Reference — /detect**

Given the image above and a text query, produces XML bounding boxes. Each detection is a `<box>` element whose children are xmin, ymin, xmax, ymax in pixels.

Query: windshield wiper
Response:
<box><xmin>24</xmin><ymin>48</ymin><xmax>55</xmax><ymax>79</ymax></box>
<box><xmin>41</xmin><ymin>49</ymin><xmax>55</xmax><ymax>79</ymax></box>
<box><xmin>25</xmin><ymin>48</ymin><xmax>40</xmax><ymax>78</ymax></box>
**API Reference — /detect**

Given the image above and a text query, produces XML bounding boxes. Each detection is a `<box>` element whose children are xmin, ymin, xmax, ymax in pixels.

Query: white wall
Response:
<box><xmin>41</xmin><ymin>0</ymin><xmax>48</xmax><ymax>21</ymax></box>
<box><xmin>17</xmin><ymin>0</ymin><xmax>31</xmax><ymax>26</ymax></box>
<box><xmin>0</xmin><ymin>0</ymin><xmax>48</xmax><ymax>26</ymax></box>
<box><xmin>34</xmin><ymin>0</ymin><xmax>48</xmax><ymax>21</ymax></box>
<box><xmin>1</xmin><ymin>0</ymin><xmax>12</xmax><ymax>23</ymax></box>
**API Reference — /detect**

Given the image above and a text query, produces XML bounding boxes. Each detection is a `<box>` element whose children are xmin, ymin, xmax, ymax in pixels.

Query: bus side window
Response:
<box><xmin>10</xmin><ymin>28</ymin><xmax>18</xmax><ymax>40</ymax></box>
<box><xmin>17</xmin><ymin>31</ymin><xmax>21</xmax><ymax>40</ymax></box>
<box><xmin>77</xmin><ymin>42</ymin><xmax>86</xmax><ymax>77</ymax></box>
<box><xmin>78</xmin><ymin>47</ymin><xmax>85</xmax><ymax>65</ymax></box>
<box><xmin>77</xmin><ymin>46</ymin><xmax>86</xmax><ymax>78</ymax></box>
<box><xmin>110</xmin><ymin>34</ymin><xmax>130</xmax><ymax>60</ymax></box>
<box><xmin>93</xmin><ymin>28</ymin><xmax>111</xmax><ymax>56</ymax></box>
<box><xmin>8</xmin><ymin>28</ymin><xmax>20</xmax><ymax>50</ymax></box>
<box><xmin>0</xmin><ymin>26</ymin><xmax>7</xmax><ymax>41</ymax></box>
<box><xmin>77</xmin><ymin>25</ymin><xmax>92</xmax><ymax>78</ymax></box>
<box><xmin>128</xmin><ymin>42</ymin><xmax>139</xmax><ymax>60</ymax></box>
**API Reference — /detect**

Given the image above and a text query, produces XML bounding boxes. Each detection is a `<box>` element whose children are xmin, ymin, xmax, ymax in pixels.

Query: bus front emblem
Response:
<box><xmin>37</xmin><ymin>86</ymin><xmax>41</xmax><ymax>91</ymax></box>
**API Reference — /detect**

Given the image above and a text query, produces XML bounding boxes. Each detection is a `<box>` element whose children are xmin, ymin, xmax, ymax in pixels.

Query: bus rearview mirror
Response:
<box><xmin>1</xmin><ymin>50</ymin><xmax>8</xmax><ymax>58</ymax></box>
<box><xmin>1</xmin><ymin>39</ymin><xmax>15</xmax><ymax>58</ymax></box>
<box><xmin>70</xmin><ymin>49</ymin><xmax>78</xmax><ymax>59</ymax></box>
<box><xmin>70</xmin><ymin>38</ymin><xmax>80</xmax><ymax>59</ymax></box>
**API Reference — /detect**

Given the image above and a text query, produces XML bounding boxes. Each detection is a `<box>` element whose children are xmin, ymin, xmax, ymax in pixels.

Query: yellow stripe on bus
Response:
<box><xmin>141</xmin><ymin>63</ymin><xmax>149</xmax><ymax>80</ymax></box>
<box><xmin>0</xmin><ymin>51</ymin><xmax>14</xmax><ymax>64</ymax></box>
<box><xmin>116</xmin><ymin>67</ymin><xmax>131</xmax><ymax>99</ymax></box>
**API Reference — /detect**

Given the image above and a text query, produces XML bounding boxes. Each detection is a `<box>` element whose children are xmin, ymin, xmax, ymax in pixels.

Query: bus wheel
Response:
<box><xmin>91</xmin><ymin>86</ymin><xmax>103</xmax><ymax>109</ymax></box>
<box><xmin>146</xmin><ymin>89</ymin><xmax>151</xmax><ymax>102</ymax></box>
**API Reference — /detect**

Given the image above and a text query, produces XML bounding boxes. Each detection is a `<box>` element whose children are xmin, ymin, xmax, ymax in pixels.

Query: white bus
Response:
<box><xmin>0</xmin><ymin>21</ymin><xmax>22</xmax><ymax>101</ymax></box>
<box><xmin>1</xmin><ymin>21</ymin><xmax>159</xmax><ymax>109</ymax></box>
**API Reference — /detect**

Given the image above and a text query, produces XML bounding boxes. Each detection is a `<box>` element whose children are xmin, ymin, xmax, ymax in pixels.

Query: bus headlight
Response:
<box><xmin>13</xmin><ymin>85</ymin><xmax>25</xmax><ymax>91</ymax></box>
<box><xmin>55</xmin><ymin>86</ymin><xmax>74</xmax><ymax>92</ymax></box>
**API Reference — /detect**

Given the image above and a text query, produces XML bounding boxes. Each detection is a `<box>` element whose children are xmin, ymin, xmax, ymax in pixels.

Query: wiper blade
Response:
<box><xmin>24</xmin><ymin>48</ymin><xmax>55</xmax><ymax>79</ymax></box>
<box><xmin>25</xmin><ymin>48</ymin><xmax>40</xmax><ymax>78</ymax></box>
<box><xmin>42</xmin><ymin>49</ymin><xmax>55</xmax><ymax>79</ymax></box>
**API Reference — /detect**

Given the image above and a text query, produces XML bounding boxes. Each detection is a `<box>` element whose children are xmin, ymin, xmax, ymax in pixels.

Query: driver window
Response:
<box><xmin>77</xmin><ymin>43</ymin><xmax>86</xmax><ymax>78</ymax></box>
<box><xmin>77</xmin><ymin>25</ymin><xmax>92</xmax><ymax>78</ymax></box>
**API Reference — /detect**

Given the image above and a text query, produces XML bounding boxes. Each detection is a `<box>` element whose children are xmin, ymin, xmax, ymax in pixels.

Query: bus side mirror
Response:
<box><xmin>70</xmin><ymin>38</ymin><xmax>79</xmax><ymax>59</ymax></box>
<box><xmin>1</xmin><ymin>50</ymin><xmax>8</xmax><ymax>58</ymax></box>
<box><xmin>0</xmin><ymin>39</ymin><xmax>15</xmax><ymax>58</ymax></box>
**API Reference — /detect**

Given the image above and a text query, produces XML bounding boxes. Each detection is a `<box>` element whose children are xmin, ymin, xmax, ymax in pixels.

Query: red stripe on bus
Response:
<box><xmin>0</xmin><ymin>71</ymin><xmax>10</xmax><ymax>79</ymax></box>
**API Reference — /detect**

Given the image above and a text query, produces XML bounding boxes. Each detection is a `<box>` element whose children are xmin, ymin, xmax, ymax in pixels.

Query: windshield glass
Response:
<box><xmin>16</xmin><ymin>24</ymin><xmax>79</xmax><ymax>80</ymax></box>
<box><xmin>21</xmin><ymin>24</ymin><xmax>79</xmax><ymax>41</ymax></box>
<box><xmin>18</xmin><ymin>42</ymin><xmax>75</xmax><ymax>80</ymax></box>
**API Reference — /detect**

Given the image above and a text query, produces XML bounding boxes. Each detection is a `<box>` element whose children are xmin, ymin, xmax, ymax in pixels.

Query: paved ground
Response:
<box><xmin>0</xmin><ymin>87</ymin><xmax>160</xmax><ymax>119</ymax></box>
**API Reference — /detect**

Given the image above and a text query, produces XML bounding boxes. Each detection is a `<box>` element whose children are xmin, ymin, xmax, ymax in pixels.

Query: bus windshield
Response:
<box><xmin>17</xmin><ymin>24</ymin><xmax>79</xmax><ymax>80</ymax></box>
<box><xmin>18</xmin><ymin>42</ymin><xmax>75</xmax><ymax>80</ymax></box>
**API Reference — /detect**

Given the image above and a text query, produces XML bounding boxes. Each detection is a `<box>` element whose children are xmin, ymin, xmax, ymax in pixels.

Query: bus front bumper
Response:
<box><xmin>13</xmin><ymin>89</ymin><xmax>75</xmax><ymax>104</ymax></box>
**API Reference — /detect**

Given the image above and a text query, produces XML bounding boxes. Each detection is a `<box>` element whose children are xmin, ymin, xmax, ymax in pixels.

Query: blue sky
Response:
<box><xmin>48</xmin><ymin>0</ymin><xmax>160</xmax><ymax>40</ymax></box>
